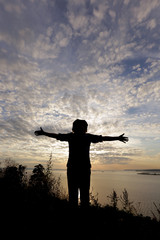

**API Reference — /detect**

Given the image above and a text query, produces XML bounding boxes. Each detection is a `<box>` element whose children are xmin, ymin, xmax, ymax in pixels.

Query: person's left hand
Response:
<box><xmin>119</xmin><ymin>133</ymin><xmax>129</xmax><ymax>143</ymax></box>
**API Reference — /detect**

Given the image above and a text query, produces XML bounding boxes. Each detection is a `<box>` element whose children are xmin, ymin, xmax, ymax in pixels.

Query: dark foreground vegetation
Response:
<box><xmin>0</xmin><ymin>159</ymin><xmax>160</xmax><ymax>239</ymax></box>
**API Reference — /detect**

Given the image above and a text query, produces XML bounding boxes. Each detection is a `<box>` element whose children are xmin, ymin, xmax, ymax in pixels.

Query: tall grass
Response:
<box><xmin>151</xmin><ymin>202</ymin><xmax>160</xmax><ymax>222</ymax></box>
<box><xmin>1</xmin><ymin>158</ymin><xmax>160</xmax><ymax>221</ymax></box>
<box><xmin>1</xmin><ymin>159</ymin><xmax>160</xmax><ymax>238</ymax></box>
<box><xmin>107</xmin><ymin>188</ymin><xmax>160</xmax><ymax>219</ymax></box>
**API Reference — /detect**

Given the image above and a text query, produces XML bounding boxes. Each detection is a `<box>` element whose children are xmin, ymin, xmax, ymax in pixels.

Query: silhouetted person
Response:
<box><xmin>35</xmin><ymin>119</ymin><xmax>128</xmax><ymax>207</ymax></box>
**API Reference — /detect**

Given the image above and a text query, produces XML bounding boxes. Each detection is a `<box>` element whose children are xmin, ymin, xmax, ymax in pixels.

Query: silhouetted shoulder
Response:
<box><xmin>56</xmin><ymin>132</ymin><xmax>73</xmax><ymax>141</ymax></box>
<box><xmin>86</xmin><ymin>133</ymin><xmax>103</xmax><ymax>143</ymax></box>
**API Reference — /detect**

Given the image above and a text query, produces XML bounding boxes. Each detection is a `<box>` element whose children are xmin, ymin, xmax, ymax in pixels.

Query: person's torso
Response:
<box><xmin>67</xmin><ymin>134</ymin><xmax>91</xmax><ymax>168</ymax></box>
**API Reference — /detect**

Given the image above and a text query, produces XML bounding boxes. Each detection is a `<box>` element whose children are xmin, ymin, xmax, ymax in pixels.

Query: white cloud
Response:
<box><xmin>4</xmin><ymin>4</ymin><xmax>22</xmax><ymax>14</ymax></box>
<box><xmin>68</xmin><ymin>11</ymin><xmax>89</xmax><ymax>31</ymax></box>
<box><xmin>109</xmin><ymin>10</ymin><xmax>116</xmax><ymax>21</ymax></box>
<box><xmin>124</xmin><ymin>0</ymin><xmax>130</xmax><ymax>5</ymax></box>
<box><xmin>0</xmin><ymin>0</ymin><xmax>160</xmax><ymax>168</ymax></box>
<box><xmin>1</xmin><ymin>0</ymin><xmax>25</xmax><ymax>14</ymax></box>
<box><xmin>67</xmin><ymin>0</ymin><xmax>89</xmax><ymax>31</ymax></box>
<box><xmin>146</xmin><ymin>19</ymin><xmax>156</xmax><ymax>30</ymax></box>
<box><xmin>93</xmin><ymin>3</ymin><xmax>108</xmax><ymax>21</ymax></box>
<box><xmin>132</xmin><ymin>0</ymin><xmax>160</xmax><ymax>24</ymax></box>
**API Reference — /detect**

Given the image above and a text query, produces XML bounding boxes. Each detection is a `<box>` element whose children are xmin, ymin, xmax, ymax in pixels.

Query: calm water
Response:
<box><xmin>53</xmin><ymin>170</ymin><xmax>160</xmax><ymax>217</ymax></box>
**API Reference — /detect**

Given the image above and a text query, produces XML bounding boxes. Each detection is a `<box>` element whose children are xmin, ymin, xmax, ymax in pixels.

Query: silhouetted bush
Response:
<box><xmin>152</xmin><ymin>202</ymin><xmax>160</xmax><ymax>222</ymax></box>
<box><xmin>107</xmin><ymin>189</ymin><xmax>119</xmax><ymax>209</ymax></box>
<box><xmin>0</xmin><ymin>160</ymin><xmax>160</xmax><ymax>239</ymax></box>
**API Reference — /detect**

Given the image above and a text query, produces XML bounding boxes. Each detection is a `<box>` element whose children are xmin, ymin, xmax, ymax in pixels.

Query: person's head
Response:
<box><xmin>72</xmin><ymin>119</ymin><xmax>88</xmax><ymax>134</ymax></box>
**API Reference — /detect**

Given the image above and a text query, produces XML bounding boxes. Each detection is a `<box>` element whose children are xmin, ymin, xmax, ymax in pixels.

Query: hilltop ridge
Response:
<box><xmin>1</xmin><ymin>162</ymin><xmax>160</xmax><ymax>239</ymax></box>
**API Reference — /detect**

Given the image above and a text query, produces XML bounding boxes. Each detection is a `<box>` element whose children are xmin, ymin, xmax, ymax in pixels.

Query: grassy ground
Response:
<box><xmin>1</xmin><ymin>161</ymin><xmax>160</xmax><ymax>239</ymax></box>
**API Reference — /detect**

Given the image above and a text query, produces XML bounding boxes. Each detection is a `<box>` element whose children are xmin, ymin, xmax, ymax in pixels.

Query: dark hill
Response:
<box><xmin>0</xmin><ymin>162</ymin><xmax>160</xmax><ymax>239</ymax></box>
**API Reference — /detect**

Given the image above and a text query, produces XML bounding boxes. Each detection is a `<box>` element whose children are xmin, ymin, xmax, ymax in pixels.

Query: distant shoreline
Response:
<box><xmin>25</xmin><ymin>168</ymin><xmax>160</xmax><ymax>173</ymax></box>
<box><xmin>137</xmin><ymin>172</ymin><xmax>160</xmax><ymax>176</ymax></box>
<box><xmin>124</xmin><ymin>169</ymin><xmax>160</xmax><ymax>176</ymax></box>
<box><xmin>124</xmin><ymin>169</ymin><xmax>160</xmax><ymax>172</ymax></box>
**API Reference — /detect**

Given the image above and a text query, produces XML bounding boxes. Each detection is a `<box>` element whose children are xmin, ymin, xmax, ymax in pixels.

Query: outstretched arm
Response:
<box><xmin>102</xmin><ymin>133</ymin><xmax>129</xmax><ymax>143</ymax></box>
<box><xmin>34</xmin><ymin>127</ymin><xmax>58</xmax><ymax>138</ymax></box>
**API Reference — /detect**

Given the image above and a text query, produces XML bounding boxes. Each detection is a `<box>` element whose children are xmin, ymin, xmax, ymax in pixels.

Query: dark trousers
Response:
<box><xmin>67</xmin><ymin>167</ymin><xmax>91</xmax><ymax>207</ymax></box>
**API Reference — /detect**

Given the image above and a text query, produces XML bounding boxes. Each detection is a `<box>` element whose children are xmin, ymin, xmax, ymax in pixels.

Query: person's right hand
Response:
<box><xmin>34</xmin><ymin>127</ymin><xmax>44</xmax><ymax>136</ymax></box>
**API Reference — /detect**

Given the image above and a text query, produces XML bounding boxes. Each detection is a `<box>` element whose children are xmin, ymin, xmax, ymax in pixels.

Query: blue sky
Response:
<box><xmin>0</xmin><ymin>0</ymin><xmax>160</xmax><ymax>169</ymax></box>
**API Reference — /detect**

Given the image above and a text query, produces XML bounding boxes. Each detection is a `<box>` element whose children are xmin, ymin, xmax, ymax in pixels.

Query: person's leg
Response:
<box><xmin>80</xmin><ymin>169</ymin><xmax>91</xmax><ymax>207</ymax></box>
<box><xmin>67</xmin><ymin>168</ymin><xmax>78</xmax><ymax>207</ymax></box>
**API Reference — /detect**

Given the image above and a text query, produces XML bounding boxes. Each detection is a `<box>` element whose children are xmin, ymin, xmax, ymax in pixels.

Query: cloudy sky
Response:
<box><xmin>0</xmin><ymin>0</ymin><xmax>160</xmax><ymax>170</ymax></box>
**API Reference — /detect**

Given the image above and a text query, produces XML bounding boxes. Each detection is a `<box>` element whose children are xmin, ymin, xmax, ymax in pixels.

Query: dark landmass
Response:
<box><xmin>138</xmin><ymin>172</ymin><xmax>160</xmax><ymax>176</ymax></box>
<box><xmin>137</xmin><ymin>169</ymin><xmax>160</xmax><ymax>176</ymax></box>
<box><xmin>124</xmin><ymin>169</ymin><xmax>160</xmax><ymax>176</ymax></box>
<box><xmin>125</xmin><ymin>169</ymin><xmax>160</xmax><ymax>172</ymax></box>
<box><xmin>1</xmin><ymin>162</ymin><xmax>160</xmax><ymax>239</ymax></box>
